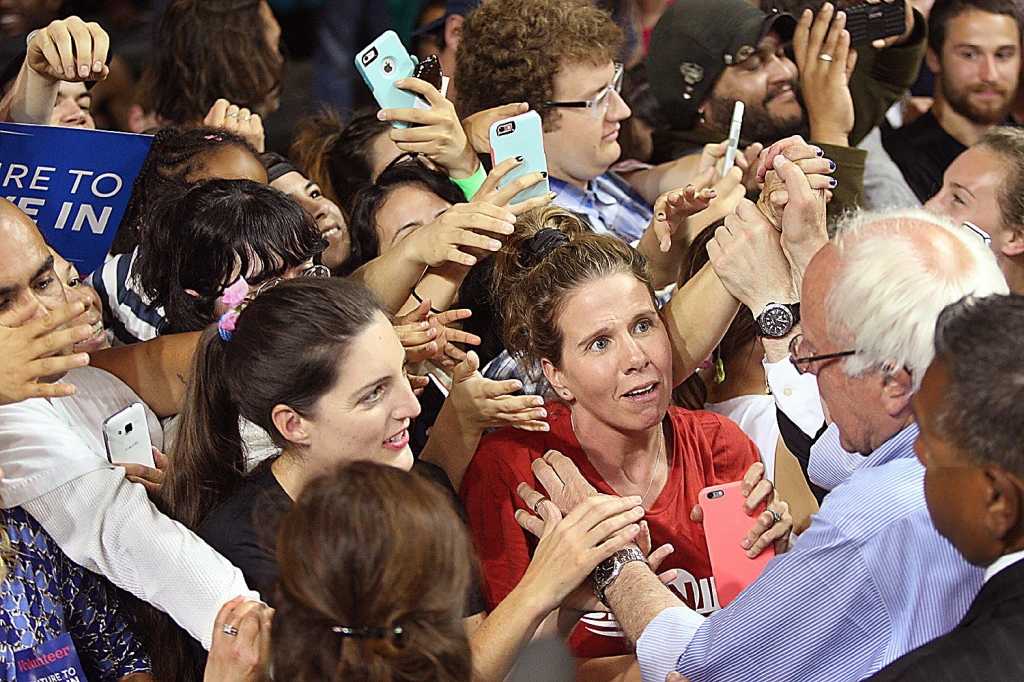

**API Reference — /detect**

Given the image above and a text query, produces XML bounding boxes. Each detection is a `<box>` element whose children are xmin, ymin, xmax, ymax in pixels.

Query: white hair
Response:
<box><xmin>826</xmin><ymin>208</ymin><xmax>1008</xmax><ymax>393</ymax></box>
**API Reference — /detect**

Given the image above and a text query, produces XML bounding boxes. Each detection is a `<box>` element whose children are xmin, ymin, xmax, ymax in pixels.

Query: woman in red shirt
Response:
<box><xmin>460</xmin><ymin>207</ymin><xmax>791</xmax><ymax>673</ymax></box>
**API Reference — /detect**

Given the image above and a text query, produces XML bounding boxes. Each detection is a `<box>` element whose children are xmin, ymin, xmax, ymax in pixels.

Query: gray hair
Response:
<box><xmin>826</xmin><ymin>208</ymin><xmax>1008</xmax><ymax>392</ymax></box>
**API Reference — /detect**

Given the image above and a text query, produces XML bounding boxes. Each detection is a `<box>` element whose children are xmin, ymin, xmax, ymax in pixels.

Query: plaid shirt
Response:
<box><xmin>549</xmin><ymin>172</ymin><xmax>653</xmax><ymax>244</ymax></box>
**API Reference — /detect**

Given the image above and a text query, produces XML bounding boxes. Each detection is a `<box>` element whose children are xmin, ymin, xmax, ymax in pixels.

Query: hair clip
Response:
<box><xmin>217</xmin><ymin>276</ymin><xmax>250</xmax><ymax>341</ymax></box>
<box><xmin>525</xmin><ymin>227</ymin><xmax>570</xmax><ymax>261</ymax></box>
<box><xmin>332</xmin><ymin>625</ymin><xmax>404</xmax><ymax>642</ymax></box>
<box><xmin>204</xmin><ymin>134</ymin><xmax>224</xmax><ymax>141</ymax></box>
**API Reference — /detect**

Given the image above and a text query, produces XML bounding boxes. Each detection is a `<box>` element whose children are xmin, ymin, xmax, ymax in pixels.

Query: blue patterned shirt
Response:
<box><xmin>637</xmin><ymin>423</ymin><xmax>984</xmax><ymax>682</ymax></box>
<box><xmin>549</xmin><ymin>172</ymin><xmax>653</xmax><ymax>244</ymax></box>
<box><xmin>0</xmin><ymin>507</ymin><xmax>151</xmax><ymax>681</ymax></box>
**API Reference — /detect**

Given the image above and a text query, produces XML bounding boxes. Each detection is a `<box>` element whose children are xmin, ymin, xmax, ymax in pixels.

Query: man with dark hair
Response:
<box><xmin>862</xmin><ymin>294</ymin><xmax>1024</xmax><ymax>682</ymax></box>
<box><xmin>882</xmin><ymin>0</ymin><xmax>1023</xmax><ymax>202</ymax></box>
<box><xmin>645</xmin><ymin>0</ymin><xmax>926</xmax><ymax>214</ymax></box>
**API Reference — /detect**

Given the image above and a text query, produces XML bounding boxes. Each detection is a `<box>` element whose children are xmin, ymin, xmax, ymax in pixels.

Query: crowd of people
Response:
<box><xmin>1</xmin><ymin>0</ymin><xmax>1023</xmax><ymax>680</ymax></box>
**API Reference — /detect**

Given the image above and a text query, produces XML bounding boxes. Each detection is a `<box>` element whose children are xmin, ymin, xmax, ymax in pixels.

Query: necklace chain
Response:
<box><xmin>571</xmin><ymin>414</ymin><xmax>666</xmax><ymax>505</ymax></box>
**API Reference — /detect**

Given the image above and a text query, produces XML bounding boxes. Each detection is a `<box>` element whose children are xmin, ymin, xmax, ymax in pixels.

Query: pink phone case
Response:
<box><xmin>698</xmin><ymin>481</ymin><xmax>775</xmax><ymax>607</ymax></box>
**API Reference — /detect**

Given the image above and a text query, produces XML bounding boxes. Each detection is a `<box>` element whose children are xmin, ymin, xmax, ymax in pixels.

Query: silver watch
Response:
<box><xmin>593</xmin><ymin>546</ymin><xmax>647</xmax><ymax>607</ymax></box>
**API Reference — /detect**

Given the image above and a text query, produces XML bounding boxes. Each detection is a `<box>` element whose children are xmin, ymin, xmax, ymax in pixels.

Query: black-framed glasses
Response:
<box><xmin>788</xmin><ymin>334</ymin><xmax>857</xmax><ymax>375</ymax></box>
<box><xmin>543</xmin><ymin>62</ymin><xmax>624</xmax><ymax>119</ymax></box>
<box><xmin>962</xmin><ymin>221</ymin><xmax>992</xmax><ymax>248</ymax></box>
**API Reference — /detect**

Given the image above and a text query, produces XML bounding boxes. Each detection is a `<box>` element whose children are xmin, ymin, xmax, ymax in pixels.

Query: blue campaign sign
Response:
<box><xmin>0</xmin><ymin>122</ymin><xmax>152</xmax><ymax>275</ymax></box>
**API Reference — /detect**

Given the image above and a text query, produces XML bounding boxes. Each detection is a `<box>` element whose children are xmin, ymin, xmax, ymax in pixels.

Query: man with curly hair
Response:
<box><xmin>457</xmin><ymin>0</ymin><xmax>689</xmax><ymax>289</ymax></box>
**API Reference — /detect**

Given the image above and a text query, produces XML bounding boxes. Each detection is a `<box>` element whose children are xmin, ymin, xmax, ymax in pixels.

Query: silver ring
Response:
<box><xmin>227</xmin><ymin>111</ymin><xmax>240</xmax><ymax>119</ymax></box>
<box><xmin>242</xmin><ymin>114</ymin><xmax>251</xmax><ymax>121</ymax></box>
<box><xmin>818</xmin><ymin>53</ymin><xmax>834</xmax><ymax>62</ymax></box>
<box><xmin>767</xmin><ymin>508</ymin><xmax>783</xmax><ymax>526</ymax></box>
<box><xmin>221</xmin><ymin>624</ymin><xmax>239</xmax><ymax>636</ymax></box>
<box><xmin>533</xmin><ymin>498</ymin><xmax>546</xmax><ymax>514</ymax></box>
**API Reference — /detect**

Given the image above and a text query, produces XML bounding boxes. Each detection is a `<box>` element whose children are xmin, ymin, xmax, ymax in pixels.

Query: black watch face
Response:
<box><xmin>760</xmin><ymin>306</ymin><xmax>794</xmax><ymax>337</ymax></box>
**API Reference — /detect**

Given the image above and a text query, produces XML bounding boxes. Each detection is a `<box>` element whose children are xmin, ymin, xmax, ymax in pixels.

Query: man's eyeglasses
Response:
<box><xmin>543</xmin><ymin>63</ymin><xmax>624</xmax><ymax>119</ymax></box>
<box><xmin>962</xmin><ymin>221</ymin><xmax>992</xmax><ymax>248</ymax></box>
<box><xmin>788</xmin><ymin>334</ymin><xmax>857</xmax><ymax>375</ymax></box>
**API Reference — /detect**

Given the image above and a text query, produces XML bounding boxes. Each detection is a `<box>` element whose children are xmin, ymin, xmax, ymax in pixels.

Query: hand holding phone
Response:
<box><xmin>489</xmin><ymin>111</ymin><xmax>551</xmax><ymax>205</ymax></box>
<box><xmin>103</xmin><ymin>402</ymin><xmax>155</xmax><ymax>468</ymax></box>
<box><xmin>355</xmin><ymin>30</ymin><xmax>423</xmax><ymax>129</ymax></box>
<box><xmin>699</xmin><ymin>481</ymin><xmax>775</xmax><ymax>607</ymax></box>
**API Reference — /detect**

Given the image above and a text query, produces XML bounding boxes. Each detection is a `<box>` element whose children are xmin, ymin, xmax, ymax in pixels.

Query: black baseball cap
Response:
<box><xmin>647</xmin><ymin>0</ymin><xmax>796</xmax><ymax>131</ymax></box>
<box><xmin>412</xmin><ymin>0</ymin><xmax>482</xmax><ymax>37</ymax></box>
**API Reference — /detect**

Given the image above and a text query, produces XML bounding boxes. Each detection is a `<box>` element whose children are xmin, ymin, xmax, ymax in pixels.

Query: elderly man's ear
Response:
<box><xmin>881</xmin><ymin>366</ymin><xmax>914</xmax><ymax>418</ymax></box>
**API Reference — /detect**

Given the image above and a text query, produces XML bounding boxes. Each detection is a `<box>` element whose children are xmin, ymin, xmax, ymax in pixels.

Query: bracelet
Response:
<box><xmin>450</xmin><ymin>164</ymin><xmax>486</xmax><ymax>201</ymax></box>
<box><xmin>410</xmin><ymin>286</ymin><xmax>442</xmax><ymax>315</ymax></box>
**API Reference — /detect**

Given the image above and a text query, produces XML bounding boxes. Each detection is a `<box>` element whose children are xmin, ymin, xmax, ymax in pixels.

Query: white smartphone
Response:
<box><xmin>722</xmin><ymin>101</ymin><xmax>745</xmax><ymax>178</ymax></box>
<box><xmin>102</xmin><ymin>403</ymin><xmax>154</xmax><ymax>467</ymax></box>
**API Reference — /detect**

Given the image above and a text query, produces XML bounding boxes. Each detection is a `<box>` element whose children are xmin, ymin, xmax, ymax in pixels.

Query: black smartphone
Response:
<box><xmin>413</xmin><ymin>55</ymin><xmax>443</xmax><ymax>90</ymax></box>
<box><xmin>837</xmin><ymin>0</ymin><xmax>907</xmax><ymax>47</ymax></box>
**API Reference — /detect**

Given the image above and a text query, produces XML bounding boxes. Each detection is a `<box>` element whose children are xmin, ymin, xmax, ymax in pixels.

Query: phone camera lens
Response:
<box><xmin>382</xmin><ymin>57</ymin><xmax>396</xmax><ymax>76</ymax></box>
<box><xmin>125</xmin><ymin>423</ymin><xmax>133</xmax><ymax>433</ymax></box>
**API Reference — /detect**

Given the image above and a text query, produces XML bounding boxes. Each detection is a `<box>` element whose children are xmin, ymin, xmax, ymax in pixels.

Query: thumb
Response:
<box><xmin>453</xmin><ymin>350</ymin><xmax>480</xmax><ymax>382</ymax></box>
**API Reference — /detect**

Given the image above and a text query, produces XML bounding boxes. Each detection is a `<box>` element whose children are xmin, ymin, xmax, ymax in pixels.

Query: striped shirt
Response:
<box><xmin>637</xmin><ymin>423</ymin><xmax>984</xmax><ymax>682</ymax></box>
<box><xmin>809</xmin><ymin>421</ymin><xmax>869</xmax><ymax>491</ymax></box>
<box><xmin>88</xmin><ymin>249</ymin><xmax>166</xmax><ymax>345</ymax></box>
<box><xmin>549</xmin><ymin>172</ymin><xmax>653</xmax><ymax>244</ymax></box>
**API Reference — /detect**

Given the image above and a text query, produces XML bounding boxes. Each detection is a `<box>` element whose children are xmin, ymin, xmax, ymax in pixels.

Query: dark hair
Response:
<box><xmin>142</xmin><ymin>0</ymin><xmax>283</xmax><ymax>125</ymax></box>
<box><xmin>976</xmin><ymin>127</ymin><xmax>1024</xmax><ymax>234</ymax></box>
<box><xmin>455</xmin><ymin>0</ymin><xmax>623</xmax><ymax>125</ymax></box>
<box><xmin>134</xmin><ymin>179</ymin><xmax>325</xmax><ymax>335</ymax></box>
<box><xmin>162</xmin><ymin>277</ymin><xmax>385</xmax><ymax>531</ymax></box>
<box><xmin>289</xmin><ymin>107</ymin><xmax>393</xmax><ymax>213</ymax></box>
<box><xmin>495</xmin><ymin>206</ymin><xmax>653</xmax><ymax>367</ymax></box>
<box><xmin>933</xmin><ymin>294</ymin><xmax>1024</xmax><ymax>480</ymax></box>
<box><xmin>270</xmin><ymin>462</ymin><xmax>473</xmax><ymax>682</ymax></box>
<box><xmin>109</xmin><ymin>126</ymin><xmax>259</xmax><ymax>254</ymax></box>
<box><xmin>345</xmin><ymin>158</ymin><xmax>465</xmax><ymax>273</ymax></box>
<box><xmin>618</xmin><ymin>62</ymin><xmax>669</xmax><ymax>164</ymax></box>
<box><xmin>927</xmin><ymin>0</ymin><xmax>1024</xmax><ymax>55</ymax></box>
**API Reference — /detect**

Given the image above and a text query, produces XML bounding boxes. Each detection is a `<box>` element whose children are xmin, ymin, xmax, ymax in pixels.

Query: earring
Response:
<box><xmin>698</xmin><ymin>109</ymin><xmax>706</xmax><ymax>125</ymax></box>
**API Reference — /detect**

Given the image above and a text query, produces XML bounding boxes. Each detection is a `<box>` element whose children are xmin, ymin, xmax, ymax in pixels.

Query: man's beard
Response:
<box><xmin>941</xmin><ymin>71</ymin><xmax>1014</xmax><ymax>126</ymax></box>
<box><xmin>705</xmin><ymin>81</ymin><xmax>809</xmax><ymax>144</ymax></box>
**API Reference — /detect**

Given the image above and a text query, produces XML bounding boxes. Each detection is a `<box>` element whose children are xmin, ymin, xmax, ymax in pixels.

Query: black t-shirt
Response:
<box><xmin>198</xmin><ymin>463</ymin><xmax>291</xmax><ymax>595</ymax></box>
<box><xmin>881</xmin><ymin>111</ymin><xmax>966</xmax><ymax>203</ymax></box>
<box><xmin>197</xmin><ymin>459</ymin><xmax>487</xmax><ymax>615</ymax></box>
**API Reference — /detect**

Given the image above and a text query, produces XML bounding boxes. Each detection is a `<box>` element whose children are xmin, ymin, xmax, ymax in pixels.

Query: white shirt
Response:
<box><xmin>985</xmin><ymin>549</ymin><xmax>1024</xmax><ymax>584</ymax></box>
<box><xmin>705</xmin><ymin>394</ymin><xmax>778</xmax><ymax>481</ymax></box>
<box><xmin>764</xmin><ymin>357</ymin><xmax>825</xmax><ymax>437</ymax></box>
<box><xmin>58</xmin><ymin>366</ymin><xmax>164</xmax><ymax>454</ymax></box>
<box><xmin>0</xmin><ymin>390</ymin><xmax>255</xmax><ymax>649</ymax></box>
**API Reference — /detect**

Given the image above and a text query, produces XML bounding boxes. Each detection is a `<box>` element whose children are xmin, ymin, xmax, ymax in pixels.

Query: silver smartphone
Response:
<box><xmin>102</xmin><ymin>402</ymin><xmax>154</xmax><ymax>467</ymax></box>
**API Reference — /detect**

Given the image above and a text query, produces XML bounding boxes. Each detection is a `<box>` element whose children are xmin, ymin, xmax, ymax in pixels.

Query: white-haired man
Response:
<box><xmin>519</xmin><ymin>205</ymin><xmax>1008</xmax><ymax>682</ymax></box>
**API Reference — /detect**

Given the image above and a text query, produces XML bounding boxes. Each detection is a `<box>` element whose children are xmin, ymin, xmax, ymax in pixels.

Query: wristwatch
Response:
<box><xmin>593</xmin><ymin>546</ymin><xmax>647</xmax><ymax>607</ymax></box>
<box><xmin>755</xmin><ymin>302</ymin><xmax>800</xmax><ymax>338</ymax></box>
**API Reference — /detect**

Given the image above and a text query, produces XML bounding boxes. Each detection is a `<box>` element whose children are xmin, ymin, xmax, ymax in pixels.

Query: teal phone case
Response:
<box><xmin>489</xmin><ymin>111</ymin><xmax>550</xmax><ymax>204</ymax></box>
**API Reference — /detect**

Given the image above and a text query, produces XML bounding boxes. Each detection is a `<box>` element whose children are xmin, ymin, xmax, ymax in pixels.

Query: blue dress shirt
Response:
<box><xmin>549</xmin><ymin>172</ymin><xmax>652</xmax><ymax>244</ymax></box>
<box><xmin>637</xmin><ymin>423</ymin><xmax>983</xmax><ymax>682</ymax></box>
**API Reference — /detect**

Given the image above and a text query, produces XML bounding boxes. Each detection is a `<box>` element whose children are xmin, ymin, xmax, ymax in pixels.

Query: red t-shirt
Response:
<box><xmin>459</xmin><ymin>402</ymin><xmax>760</xmax><ymax>659</ymax></box>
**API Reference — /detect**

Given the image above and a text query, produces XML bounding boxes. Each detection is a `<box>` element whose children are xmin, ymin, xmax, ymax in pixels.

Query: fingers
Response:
<box><xmin>690</xmin><ymin>503</ymin><xmax>704</xmax><ymax>524</ymax></box>
<box><xmin>473</xmin><ymin>157</ymin><xmax>522</xmax><ymax>199</ymax></box>
<box><xmin>152</xmin><ymin>447</ymin><xmax>168</xmax><ymax>470</ymax></box>
<box><xmin>407</xmin><ymin>374</ymin><xmax>429</xmax><ymax>395</ymax></box>
<box><xmin>531</xmin><ymin>452</ymin><xmax>565</xmax><ymax>498</ymax></box>
<box><xmin>744</xmin><ymin>502</ymin><xmax>792</xmax><ymax>557</ymax></box>
<box><xmin>430</xmin><ymin>307</ymin><xmax>472</xmax><ymax>326</ymax></box>
<box><xmin>205</xmin><ymin>98</ymin><xmax>230</xmax><ymax>125</ymax></box>
<box><xmin>489</xmin><ymin>170</ymin><xmax>549</xmax><ymax>209</ymax></box>
<box><xmin>648</xmin><ymin>542</ymin><xmax>675</xmax><ymax>573</ymax></box>
<box><xmin>740</xmin><ymin>461</ymin><xmax>767</xmax><ymax>497</ymax></box>
<box><xmin>636</xmin><ymin>518</ymin><xmax>652</xmax><ymax>555</ymax></box>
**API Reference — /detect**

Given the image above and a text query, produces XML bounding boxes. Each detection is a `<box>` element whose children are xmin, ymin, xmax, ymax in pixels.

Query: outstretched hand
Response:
<box><xmin>0</xmin><ymin>301</ymin><xmax>91</xmax><ymax>404</ymax></box>
<box><xmin>26</xmin><ymin>17</ymin><xmax>109</xmax><ymax>83</ymax></box>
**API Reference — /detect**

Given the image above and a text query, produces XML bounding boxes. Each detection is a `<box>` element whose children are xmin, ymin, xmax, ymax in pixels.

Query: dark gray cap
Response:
<box><xmin>646</xmin><ymin>0</ymin><xmax>796</xmax><ymax>130</ymax></box>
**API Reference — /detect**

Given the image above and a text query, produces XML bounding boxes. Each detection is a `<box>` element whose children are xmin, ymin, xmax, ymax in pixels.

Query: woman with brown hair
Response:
<box><xmin>269</xmin><ymin>460</ymin><xmax>651</xmax><ymax>682</ymax></box>
<box><xmin>461</xmin><ymin>206</ymin><xmax>792</xmax><ymax>678</ymax></box>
